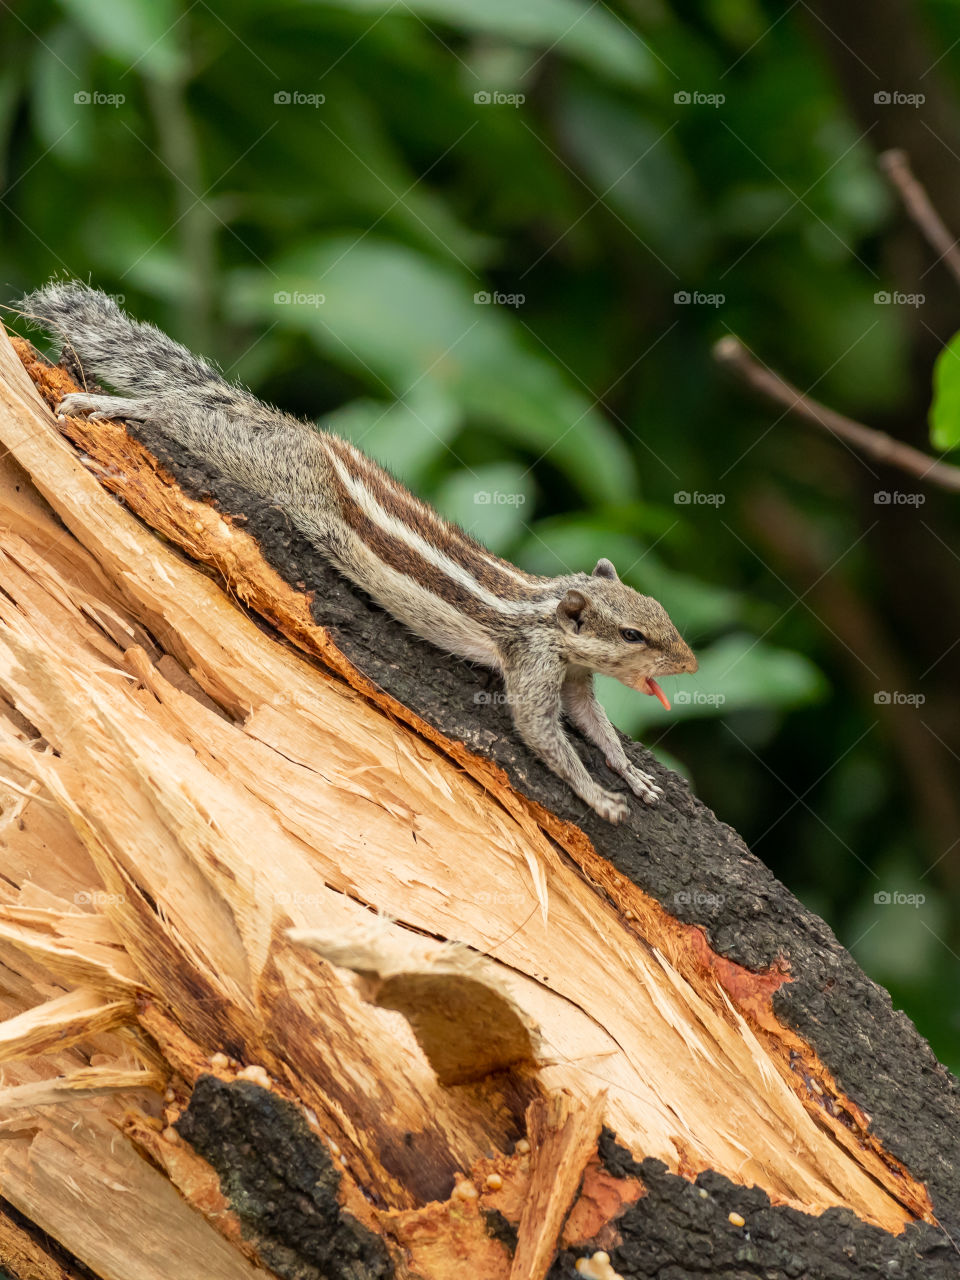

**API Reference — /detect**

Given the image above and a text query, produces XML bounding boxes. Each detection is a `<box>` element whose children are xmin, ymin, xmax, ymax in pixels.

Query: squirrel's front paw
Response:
<box><xmin>590</xmin><ymin>788</ymin><xmax>630</xmax><ymax>824</ymax></box>
<box><xmin>617</xmin><ymin>762</ymin><xmax>662</xmax><ymax>807</ymax></box>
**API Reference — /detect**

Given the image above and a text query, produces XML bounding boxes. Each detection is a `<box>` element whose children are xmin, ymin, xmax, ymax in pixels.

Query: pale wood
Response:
<box><xmin>0</xmin><ymin>1107</ymin><xmax>270</xmax><ymax>1280</ymax></box>
<box><xmin>511</xmin><ymin>1091</ymin><xmax>606</xmax><ymax>1280</ymax></box>
<box><xmin>290</xmin><ymin>926</ymin><xmax>541</xmax><ymax>1085</ymax></box>
<box><xmin>0</xmin><ymin>988</ymin><xmax>133</xmax><ymax>1062</ymax></box>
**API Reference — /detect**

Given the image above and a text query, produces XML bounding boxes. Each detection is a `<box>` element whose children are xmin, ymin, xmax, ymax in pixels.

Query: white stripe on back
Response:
<box><xmin>328</xmin><ymin>452</ymin><xmax>541</xmax><ymax>616</ymax></box>
<box><xmin>339</xmin><ymin>440</ymin><xmax>534</xmax><ymax>587</ymax></box>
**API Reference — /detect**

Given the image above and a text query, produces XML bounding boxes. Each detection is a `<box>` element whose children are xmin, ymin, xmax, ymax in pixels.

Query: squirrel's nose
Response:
<box><xmin>680</xmin><ymin>646</ymin><xmax>698</xmax><ymax>674</ymax></box>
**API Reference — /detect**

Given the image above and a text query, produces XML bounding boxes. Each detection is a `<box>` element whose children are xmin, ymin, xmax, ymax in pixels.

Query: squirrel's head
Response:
<box><xmin>555</xmin><ymin>558</ymin><xmax>697</xmax><ymax>704</ymax></box>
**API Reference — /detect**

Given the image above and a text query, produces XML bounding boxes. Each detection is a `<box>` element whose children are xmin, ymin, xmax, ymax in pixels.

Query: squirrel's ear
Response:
<box><xmin>557</xmin><ymin>589</ymin><xmax>587</xmax><ymax>633</ymax></box>
<box><xmin>592</xmin><ymin>558</ymin><xmax>618</xmax><ymax>581</ymax></box>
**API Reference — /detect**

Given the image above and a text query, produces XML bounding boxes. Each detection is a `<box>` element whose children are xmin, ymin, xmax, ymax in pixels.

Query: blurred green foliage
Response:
<box><xmin>1</xmin><ymin>0</ymin><xmax>958</xmax><ymax>1069</ymax></box>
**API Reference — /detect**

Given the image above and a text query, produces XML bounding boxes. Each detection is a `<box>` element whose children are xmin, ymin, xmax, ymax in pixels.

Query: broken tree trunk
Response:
<box><xmin>0</xmin><ymin>321</ymin><xmax>957</xmax><ymax>1280</ymax></box>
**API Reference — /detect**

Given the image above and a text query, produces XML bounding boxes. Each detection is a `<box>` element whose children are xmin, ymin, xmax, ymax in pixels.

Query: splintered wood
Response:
<box><xmin>0</xmin><ymin>326</ymin><xmax>937</xmax><ymax>1279</ymax></box>
<box><xmin>290</xmin><ymin>926</ymin><xmax>541</xmax><ymax>1085</ymax></box>
<box><xmin>511</xmin><ymin>1093</ymin><xmax>606</xmax><ymax>1280</ymax></box>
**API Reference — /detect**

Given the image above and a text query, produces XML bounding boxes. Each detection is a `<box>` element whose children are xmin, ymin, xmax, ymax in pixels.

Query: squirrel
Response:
<box><xmin>18</xmin><ymin>281</ymin><xmax>697</xmax><ymax>824</ymax></box>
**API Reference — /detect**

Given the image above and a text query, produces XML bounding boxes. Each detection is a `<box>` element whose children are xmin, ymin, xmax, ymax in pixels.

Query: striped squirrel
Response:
<box><xmin>19</xmin><ymin>281</ymin><xmax>697</xmax><ymax>824</ymax></box>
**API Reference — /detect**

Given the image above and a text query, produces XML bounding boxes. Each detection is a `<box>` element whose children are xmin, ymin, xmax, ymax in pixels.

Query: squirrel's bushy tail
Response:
<box><xmin>17</xmin><ymin>280</ymin><xmax>233</xmax><ymax>400</ymax></box>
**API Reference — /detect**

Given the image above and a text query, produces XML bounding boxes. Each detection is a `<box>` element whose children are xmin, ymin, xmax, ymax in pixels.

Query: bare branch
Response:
<box><xmin>880</xmin><ymin>149</ymin><xmax>960</xmax><ymax>290</ymax></box>
<box><xmin>714</xmin><ymin>335</ymin><xmax>960</xmax><ymax>493</ymax></box>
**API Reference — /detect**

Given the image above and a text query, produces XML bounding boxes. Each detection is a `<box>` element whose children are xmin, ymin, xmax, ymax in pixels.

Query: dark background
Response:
<box><xmin>1</xmin><ymin>0</ymin><xmax>958</xmax><ymax>1070</ymax></box>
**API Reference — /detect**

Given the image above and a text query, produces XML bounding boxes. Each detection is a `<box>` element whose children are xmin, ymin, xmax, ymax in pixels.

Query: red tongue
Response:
<box><xmin>643</xmin><ymin>677</ymin><xmax>671</xmax><ymax>710</ymax></box>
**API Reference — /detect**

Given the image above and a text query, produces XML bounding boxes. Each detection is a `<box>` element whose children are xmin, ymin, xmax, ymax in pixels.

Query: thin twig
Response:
<box><xmin>714</xmin><ymin>335</ymin><xmax>960</xmax><ymax>492</ymax></box>
<box><xmin>879</xmin><ymin>148</ymin><xmax>960</xmax><ymax>290</ymax></box>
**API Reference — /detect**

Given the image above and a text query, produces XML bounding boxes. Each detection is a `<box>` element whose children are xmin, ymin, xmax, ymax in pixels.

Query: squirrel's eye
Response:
<box><xmin>620</xmin><ymin>628</ymin><xmax>648</xmax><ymax>644</ymax></box>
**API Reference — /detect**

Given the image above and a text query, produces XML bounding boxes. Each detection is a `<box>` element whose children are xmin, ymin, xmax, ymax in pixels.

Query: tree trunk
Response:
<box><xmin>0</xmin><ymin>325</ymin><xmax>957</xmax><ymax>1279</ymax></box>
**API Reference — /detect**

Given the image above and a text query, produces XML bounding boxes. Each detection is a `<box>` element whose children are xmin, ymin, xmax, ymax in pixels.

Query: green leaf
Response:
<box><xmin>430</xmin><ymin>463</ymin><xmax>535</xmax><ymax>553</ymax></box>
<box><xmin>324</xmin><ymin>387</ymin><xmax>462</xmax><ymax>487</ymax></box>
<box><xmin>76</xmin><ymin>203</ymin><xmax>190</xmax><ymax>298</ymax></box>
<box><xmin>55</xmin><ymin>0</ymin><xmax>185</xmax><ymax>78</ymax></box>
<box><xmin>559</xmin><ymin>87</ymin><xmax>709</xmax><ymax>272</ymax></box>
<box><xmin>704</xmin><ymin>0</ymin><xmax>769</xmax><ymax>46</ymax></box>
<box><xmin>599</xmin><ymin>631</ymin><xmax>827</xmax><ymax>734</ymax></box>
<box><xmin>30</xmin><ymin>26</ymin><xmax>95</xmax><ymax>165</ymax></box>
<box><xmin>298</xmin><ymin>85</ymin><xmax>491</xmax><ymax>270</ymax></box>
<box><xmin>227</xmin><ymin>241</ymin><xmax>638</xmax><ymax>505</ymax></box>
<box><xmin>311</xmin><ymin>0</ymin><xmax>658</xmax><ymax>87</ymax></box>
<box><xmin>845</xmin><ymin>855</ymin><xmax>948</xmax><ymax>984</ymax></box>
<box><xmin>929</xmin><ymin>330</ymin><xmax>960</xmax><ymax>451</ymax></box>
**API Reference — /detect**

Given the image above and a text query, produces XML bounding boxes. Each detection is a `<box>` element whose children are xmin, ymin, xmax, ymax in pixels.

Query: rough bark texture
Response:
<box><xmin>176</xmin><ymin>1077</ymin><xmax>393</xmax><ymax>1280</ymax></box>
<box><xmin>554</xmin><ymin>1133</ymin><xmax>959</xmax><ymax>1280</ymax></box>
